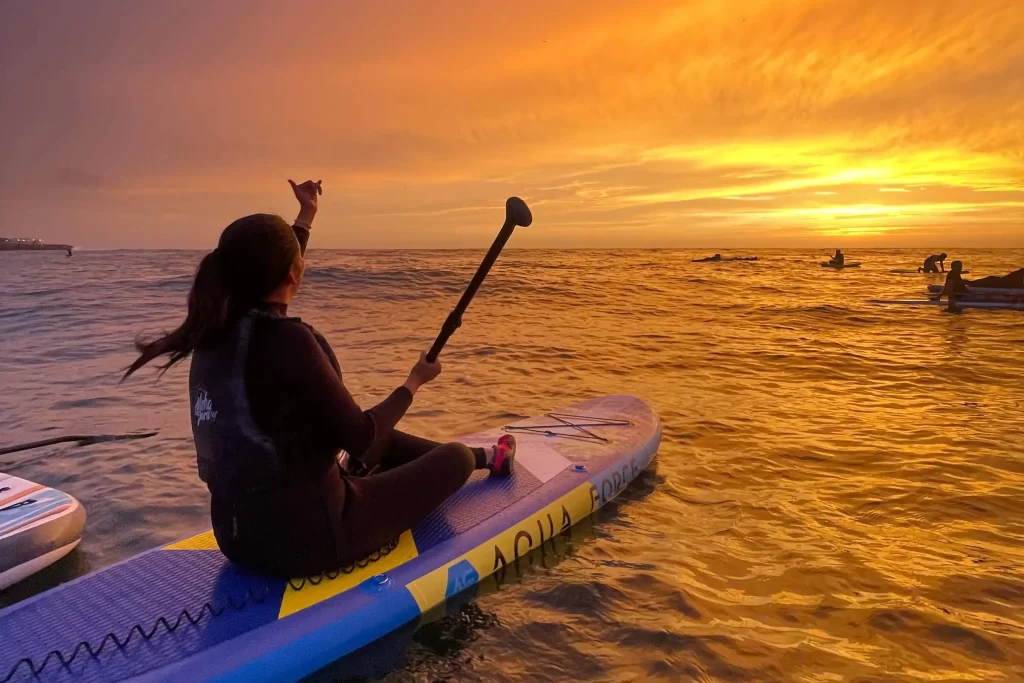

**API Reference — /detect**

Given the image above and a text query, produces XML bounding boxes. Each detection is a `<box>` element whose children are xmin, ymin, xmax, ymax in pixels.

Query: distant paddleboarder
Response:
<box><xmin>935</xmin><ymin>260</ymin><xmax>969</xmax><ymax>311</ymax></box>
<box><xmin>918</xmin><ymin>253</ymin><xmax>947</xmax><ymax>273</ymax></box>
<box><xmin>692</xmin><ymin>254</ymin><xmax>758</xmax><ymax>263</ymax></box>
<box><xmin>828</xmin><ymin>249</ymin><xmax>845</xmax><ymax>267</ymax></box>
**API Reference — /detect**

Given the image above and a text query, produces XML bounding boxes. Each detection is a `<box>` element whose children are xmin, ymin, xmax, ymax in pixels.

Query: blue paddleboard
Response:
<box><xmin>0</xmin><ymin>395</ymin><xmax>661</xmax><ymax>683</ymax></box>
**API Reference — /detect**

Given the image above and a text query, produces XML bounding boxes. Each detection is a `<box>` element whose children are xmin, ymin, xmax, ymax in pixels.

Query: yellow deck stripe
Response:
<box><xmin>164</xmin><ymin>530</ymin><xmax>220</xmax><ymax>551</ymax></box>
<box><xmin>278</xmin><ymin>530</ymin><xmax>419</xmax><ymax>618</ymax></box>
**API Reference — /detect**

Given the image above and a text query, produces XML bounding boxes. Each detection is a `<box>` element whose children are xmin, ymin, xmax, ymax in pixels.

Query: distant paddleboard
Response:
<box><xmin>867</xmin><ymin>299</ymin><xmax>1024</xmax><ymax>311</ymax></box>
<box><xmin>692</xmin><ymin>257</ymin><xmax>759</xmax><ymax>263</ymax></box>
<box><xmin>890</xmin><ymin>269</ymin><xmax>968</xmax><ymax>274</ymax></box>
<box><xmin>926</xmin><ymin>285</ymin><xmax>1024</xmax><ymax>296</ymax></box>
<box><xmin>820</xmin><ymin>261</ymin><xmax>861</xmax><ymax>268</ymax></box>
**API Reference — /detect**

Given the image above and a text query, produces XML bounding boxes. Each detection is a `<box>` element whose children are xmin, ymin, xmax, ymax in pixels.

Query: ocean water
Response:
<box><xmin>1</xmin><ymin>248</ymin><xmax>1023</xmax><ymax>681</ymax></box>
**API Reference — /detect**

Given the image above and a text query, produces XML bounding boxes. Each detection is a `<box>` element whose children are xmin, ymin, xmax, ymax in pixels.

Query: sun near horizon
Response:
<box><xmin>1</xmin><ymin>0</ymin><xmax>1021</xmax><ymax>249</ymax></box>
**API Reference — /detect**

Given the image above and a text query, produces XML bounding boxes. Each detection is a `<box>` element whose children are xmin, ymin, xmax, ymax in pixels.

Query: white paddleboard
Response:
<box><xmin>0</xmin><ymin>473</ymin><xmax>86</xmax><ymax>590</ymax></box>
<box><xmin>926</xmin><ymin>285</ymin><xmax>1024</xmax><ymax>296</ymax></box>
<box><xmin>867</xmin><ymin>299</ymin><xmax>1024</xmax><ymax>310</ymax></box>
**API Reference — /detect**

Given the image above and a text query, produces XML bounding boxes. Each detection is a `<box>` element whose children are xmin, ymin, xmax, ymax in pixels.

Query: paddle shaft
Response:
<box><xmin>427</xmin><ymin>221</ymin><xmax>516</xmax><ymax>362</ymax></box>
<box><xmin>0</xmin><ymin>431</ymin><xmax>158</xmax><ymax>457</ymax></box>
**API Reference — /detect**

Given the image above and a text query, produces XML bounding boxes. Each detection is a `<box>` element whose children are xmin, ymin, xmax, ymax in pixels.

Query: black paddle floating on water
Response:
<box><xmin>0</xmin><ymin>431</ymin><xmax>158</xmax><ymax>458</ymax></box>
<box><xmin>425</xmin><ymin>196</ymin><xmax>532</xmax><ymax>362</ymax></box>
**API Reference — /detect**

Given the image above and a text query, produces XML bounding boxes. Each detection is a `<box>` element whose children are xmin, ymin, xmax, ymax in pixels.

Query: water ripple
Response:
<box><xmin>2</xmin><ymin>247</ymin><xmax>1023</xmax><ymax>681</ymax></box>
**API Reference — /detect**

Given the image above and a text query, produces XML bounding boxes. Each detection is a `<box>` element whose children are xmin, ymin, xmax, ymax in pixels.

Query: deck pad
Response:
<box><xmin>0</xmin><ymin>395</ymin><xmax>661</xmax><ymax>683</ymax></box>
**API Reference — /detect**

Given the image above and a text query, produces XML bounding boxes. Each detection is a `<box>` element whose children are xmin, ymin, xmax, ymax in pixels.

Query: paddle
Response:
<box><xmin>425</xmin><ymin>197</ymin><xmax>532</xmax><ymax>362</ymax></box>
<box><xmin>0</xmin><ymin>431</ymin><xmax>158</xmax><ymax>458</ymax></box>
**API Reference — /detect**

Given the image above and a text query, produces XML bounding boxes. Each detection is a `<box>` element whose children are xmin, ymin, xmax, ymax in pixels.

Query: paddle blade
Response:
<box><xmin>506</xmin><ymin>197</ymin><xmax>532</xmax><ymax>227</ymax></box>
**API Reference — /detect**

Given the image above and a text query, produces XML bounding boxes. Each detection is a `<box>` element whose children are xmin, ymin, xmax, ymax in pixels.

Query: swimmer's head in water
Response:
<box><xmin>951</xmin><ymin>260</ymin><xmax>964</xmax><ymax>272</ymax></box>
<box><xmin>123</xmin><ymin>213</ymin><xmax>302</xmax><ymax>380</ymax></box>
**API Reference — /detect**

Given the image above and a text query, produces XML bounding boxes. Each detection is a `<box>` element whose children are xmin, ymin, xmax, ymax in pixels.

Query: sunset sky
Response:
<box><xmin>1</xmin><ymin>0</ymin><xmax>1021</xmax><ymax>248</ymax></box>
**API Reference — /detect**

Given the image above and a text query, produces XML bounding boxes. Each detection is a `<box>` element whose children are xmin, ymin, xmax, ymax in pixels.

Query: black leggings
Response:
<box><xmin>214</xmin><ymin>431</ymin><xmax>485</xmax><ymax>576</ymax></box>
<box><xmin>335</xmin><ymin>431</ymin><xmax>485</xmax><ymax>566</ymax></box>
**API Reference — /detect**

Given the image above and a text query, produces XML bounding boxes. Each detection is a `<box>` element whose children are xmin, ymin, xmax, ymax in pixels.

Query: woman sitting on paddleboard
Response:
<box><xmin>123</xmin><ymin>180</ymin><xmax>516</xmax><ymax>577</ymax></box>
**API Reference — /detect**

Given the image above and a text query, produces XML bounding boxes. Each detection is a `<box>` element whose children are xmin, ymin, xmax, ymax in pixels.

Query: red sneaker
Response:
<box><xmin>490</xmin><ymin>434</ymin><xmax>516</xmax><ymax>477</ymax></box>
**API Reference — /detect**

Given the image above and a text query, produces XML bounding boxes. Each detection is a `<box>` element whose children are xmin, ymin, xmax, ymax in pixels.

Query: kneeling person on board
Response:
<box><xmin>829</xmin><ymin>249</ymin><xmax>845</xmax><ymax>267</ymax></box>
<box><xmin>919</xmin><ymin>253</ymin><xmax>947</xmax><ymax>273</ymax></box>
<box><xmin>935</xmin><ymin>260</ymin><xmax>969</xmax><ymax>311</ymax></box>
<box><xmin>122</xmin><ymin>180</ymin><xmax>516</xmax><ymax>577</ymax></box>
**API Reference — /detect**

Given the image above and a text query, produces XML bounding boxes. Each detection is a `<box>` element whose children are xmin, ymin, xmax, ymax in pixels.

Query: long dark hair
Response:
<box><xmin>123</xmin><ymin>213</ymin><xmax>299</xmax><ymax>379</ymax></box>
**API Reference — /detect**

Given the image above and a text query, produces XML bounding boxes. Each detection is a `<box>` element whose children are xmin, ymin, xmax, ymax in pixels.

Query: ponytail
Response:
<box><xmin>122</xmin><ymin>250</ymin><xmax>234</xmax><ymax>380</ymax></box>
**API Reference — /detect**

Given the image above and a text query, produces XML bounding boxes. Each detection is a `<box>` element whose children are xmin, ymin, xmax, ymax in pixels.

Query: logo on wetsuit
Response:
<box><xmin>193</xmin><ymin>389</ymin><xmax>218</xmax><ymax>425</ymax></box>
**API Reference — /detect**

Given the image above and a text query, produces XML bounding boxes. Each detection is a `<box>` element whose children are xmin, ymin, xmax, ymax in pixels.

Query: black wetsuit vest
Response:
<box><xmin>189</xmin><ymin>310</ymin><xmax>347</xmax><ymax>575</ymax></box>
<box><xmin>190</xmin><ymin>313</ymin><xmax>282</xmax><ymax>495</ymax></box>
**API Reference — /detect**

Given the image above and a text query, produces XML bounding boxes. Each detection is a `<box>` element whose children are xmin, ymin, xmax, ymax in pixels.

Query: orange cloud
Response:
<box><xmin>0</xmin><ymin>0</ymin><xmax>1020</xmax><ymax>247</ymax></box>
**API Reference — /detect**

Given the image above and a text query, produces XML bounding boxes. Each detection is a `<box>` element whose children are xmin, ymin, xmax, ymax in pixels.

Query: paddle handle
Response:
<box><xmin>426</xmin><ymin>221</ymin><xmax>515</xmax><ymax>362</ymax></box>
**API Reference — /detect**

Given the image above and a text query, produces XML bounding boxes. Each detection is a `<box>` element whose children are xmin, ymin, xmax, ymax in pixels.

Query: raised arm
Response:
<box><xmin>288</xmin><ymin>179</ymin><xmax>322</xmax><ymax>255</ymax></box>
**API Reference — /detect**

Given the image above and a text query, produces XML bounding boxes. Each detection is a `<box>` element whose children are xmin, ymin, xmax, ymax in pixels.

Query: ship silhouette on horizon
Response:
<box><xmin>1</xmin><ymin>237</ymin><xmax>74</xmax><ymax>257</ymax></box>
